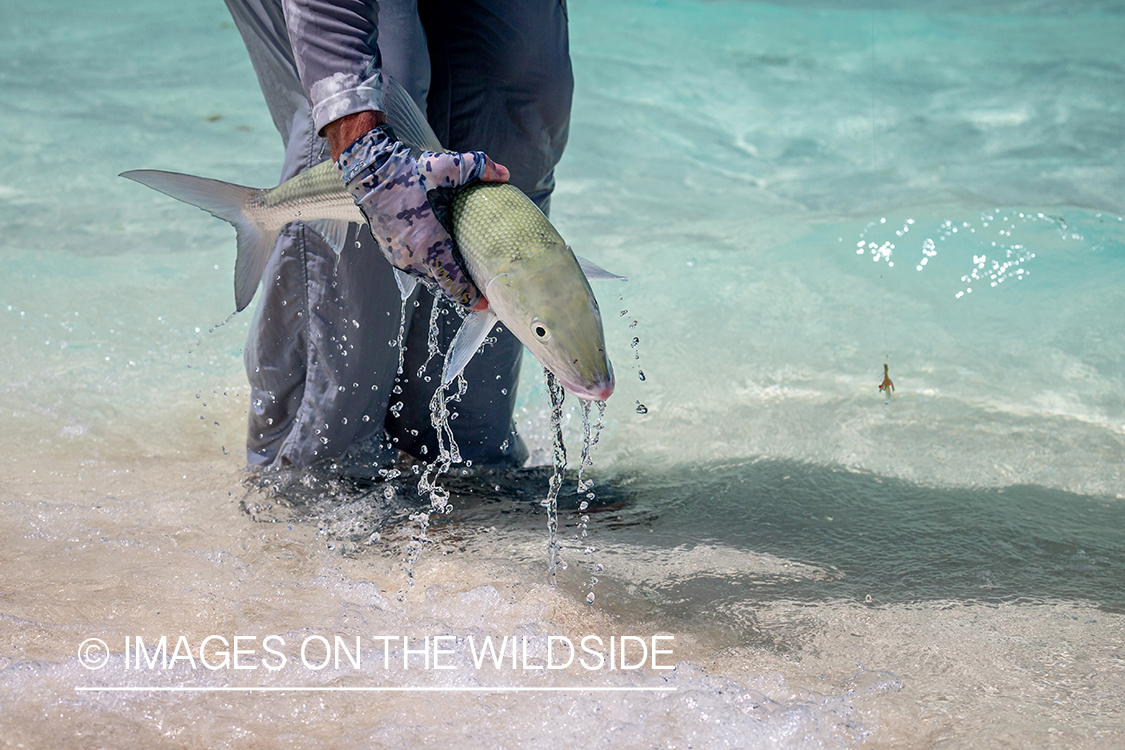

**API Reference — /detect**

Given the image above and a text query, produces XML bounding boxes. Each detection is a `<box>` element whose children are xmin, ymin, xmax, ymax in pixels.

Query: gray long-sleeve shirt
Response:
<box><xmin>283</xmin><ymin>0</ymin><xmax>385</xmax><ymax>133</ymax></box>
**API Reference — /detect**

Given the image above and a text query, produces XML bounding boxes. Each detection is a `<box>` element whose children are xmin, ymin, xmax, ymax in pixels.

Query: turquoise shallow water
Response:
<box><xmin>2</xmin><ymin>0</ymin><xmax>1125</xmax><ymax>747</ymax></box>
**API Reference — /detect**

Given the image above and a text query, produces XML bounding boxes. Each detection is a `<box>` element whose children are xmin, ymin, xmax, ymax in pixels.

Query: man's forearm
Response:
<box><xmin>325</xmin><ymin>110</ymin><xmax>386</xmax><ymax>161</ymax></box>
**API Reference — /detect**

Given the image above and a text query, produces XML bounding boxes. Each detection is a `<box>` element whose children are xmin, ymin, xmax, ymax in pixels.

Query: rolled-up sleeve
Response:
<box><xmin>282</xmin><ymin>0</ymin><xmax>385</xmax><ymax>133</ymax></box>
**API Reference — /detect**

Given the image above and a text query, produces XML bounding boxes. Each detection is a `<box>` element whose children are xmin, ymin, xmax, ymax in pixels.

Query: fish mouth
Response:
<box><xmin>562</xmin><ymin>381</ymin><xmax>614</xmax><ymax>401</ymax></box>
<box><xmin>559</xmin><ymin>367</ymin><xmax>615</xmax><ymax>402</ymax></box>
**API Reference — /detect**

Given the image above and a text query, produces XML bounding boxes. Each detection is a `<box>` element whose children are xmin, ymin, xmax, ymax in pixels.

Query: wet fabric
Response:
<box><xmin>223</xmin><ymin>0</ymin><xmax>573</xmax><ymax>468</ymax></box>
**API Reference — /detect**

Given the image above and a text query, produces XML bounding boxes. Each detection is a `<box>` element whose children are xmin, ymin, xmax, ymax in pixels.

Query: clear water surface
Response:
<box><xmin>1</xmin><ymin>0</ymin><xmax>1123</xmax><ymax>747</ymax></box>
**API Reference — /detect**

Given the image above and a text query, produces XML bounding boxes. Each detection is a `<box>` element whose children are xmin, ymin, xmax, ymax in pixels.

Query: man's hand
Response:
<box><xmin>331</xmin><ymin>114</ymin><xmax>508</xmax><ymax>309</ymax></box>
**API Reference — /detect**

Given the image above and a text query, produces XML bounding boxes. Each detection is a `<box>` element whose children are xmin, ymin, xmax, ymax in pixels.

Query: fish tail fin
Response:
<box><xmin>120</xmin><ymin>169</ymin><xmax>274</xmax><ymax>312</ymax></box>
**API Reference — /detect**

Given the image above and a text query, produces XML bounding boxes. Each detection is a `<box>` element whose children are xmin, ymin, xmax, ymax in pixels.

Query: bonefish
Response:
<box><xmin>122</xmin><ymin>79</ymin><xmax>622</xmax><ymax>401</ymax></box>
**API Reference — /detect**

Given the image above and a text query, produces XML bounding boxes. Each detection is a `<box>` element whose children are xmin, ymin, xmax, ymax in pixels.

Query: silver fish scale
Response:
<box><xmin>249</xmin><ymin>162</ymin><xmax>563</xmax><ymax>288</ymax></box>
<box><xmin>451</xmin><ymin>183</ymin><xmax>562</xmax><ymax>279</ymax></box>
<box><xmin>253</xmin><ymin>160</ymin><xmax>362</xmax><ymax>230</ymax></box>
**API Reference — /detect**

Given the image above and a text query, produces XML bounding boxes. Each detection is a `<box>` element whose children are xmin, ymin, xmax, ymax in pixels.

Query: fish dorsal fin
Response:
<box><xmin>384</xmin><ymin>77</ymin><xmax>444</xmax><ymax>153</ymax></box>
<box><xmin>573</xmin><ymin>250</ymin><xmax>628</xmax><ymax>281</ymax></box>
<box><xmin>307</xmin><ymin>219</ymin><xmax>351</xmax><ymax>256</ymax></box>
<box><xmin>442</xmin><ymin>308</ymin><xmax>499</xmax><ymax>386</ymax></box>
<box><xmin>393</xmin><ymin>267</ymin><xmax>418</xmax><ymax>301</ymax></box>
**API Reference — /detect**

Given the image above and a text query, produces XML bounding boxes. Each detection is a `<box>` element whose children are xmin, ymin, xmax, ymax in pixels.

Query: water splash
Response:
<box><xmin>402</xmin><ymin>296</ymin><xmax>467</xmax><ymax>588</ymax></box>
<box><xmin>402</xmin><ymin>388</ymin><xmax>462</xmax><ymax>587</ymax></box>
<box><xmin>577</xmin><ymin>398</ymin><xmax>607</xmax><ymax>603</ymax></box>
<box><xmin>207</xmin><ymin>310</ymin><xmax>239</xmax><ymax>335</ymax></box>
<box><xmin>416</xmin><ymin>366</ymin><xmax>465</xmax><ymax>512</ymax></box>
<box><xmin>187</xmin><ymin>310</ymin><xmax>242</xmax><ymax>358</ymax></box>
<box><xmin>417</xmin><ymin>294</ymin><xmax>447</xmax><ymax>378</ymax></box>
<box><xmin>542</xmin><ymin>370</ymin><xmax>567</xmax><ymax>582</ymax></box>
<box><xmin>577</xmin><ymin>399</ymin><xmax>606</xmax><ymax>497</ymax></box>
<box><xmin>394</xmin><ymin>293</ymin><xmax>410</xmax><ymax>377</ymax></box>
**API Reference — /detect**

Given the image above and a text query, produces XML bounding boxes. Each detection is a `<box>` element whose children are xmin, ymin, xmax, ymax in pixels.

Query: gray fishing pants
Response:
<box><xmin>223</xmin><ymin>0</ymin><xmax>573</xmax><ymax>469</ymax></box>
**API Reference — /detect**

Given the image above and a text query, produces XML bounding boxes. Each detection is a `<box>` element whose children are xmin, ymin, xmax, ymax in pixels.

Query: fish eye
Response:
<box><xmin>531</xmin><ymin>319</ymin><xmax>550</xmax><ymax>341</ymax></box>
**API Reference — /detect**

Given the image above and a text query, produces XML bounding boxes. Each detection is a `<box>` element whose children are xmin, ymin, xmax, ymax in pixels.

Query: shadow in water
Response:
<box><xmin>238</xmin><ymin>456</ymin><xmax>1125</xmax><ymax>620</ymax></box>
<box><xmin>594</xmin><ymin>458</ymin><xmax>1125</xmax><ymax>614</ymax></box>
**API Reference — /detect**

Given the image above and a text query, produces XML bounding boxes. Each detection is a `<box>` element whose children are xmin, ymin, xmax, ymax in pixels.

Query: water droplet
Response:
<box><xmin>630</xmin><ymin>337</ymin><xmax>639</xmax><ymax>348</ymax></box>
<box><xmin>635</xmin><ymin>402</ymin><xmax>648</xmax><ymax>414</ymax></box>
<box><xmin>638</xmin><ymin>370</ymin><xmax>646</xmax><ymax>381</ymax></box>
<box><xmin>586</xmin><ymin>592</ymin><xmax>595</xmax><ymax>604</ymax></box>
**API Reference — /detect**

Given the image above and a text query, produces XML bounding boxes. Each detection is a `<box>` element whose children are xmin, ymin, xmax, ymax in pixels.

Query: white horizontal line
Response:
<box><xmin>76</xmin><ymin>686</ymin><xmax>676</xmax><ymax>693</ymax></box>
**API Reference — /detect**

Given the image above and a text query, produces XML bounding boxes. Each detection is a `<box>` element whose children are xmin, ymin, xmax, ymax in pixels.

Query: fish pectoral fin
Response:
<box><xmin>307</xmin><ymin>220</ymin><xmax>352</xmax><ymax>257</ymax></box>
<box><xmin>393</xmin><ymin>268</ymin><xmax>419</xmax><ymax>301</ymax></box>
<box><xmin>442</xmin><ymin>309</ymin><xmax>499</xmax><ymax>387</ymax></box>
<box><xmin>574</xmin><ymin>252</ymin><xmax>628</xmax><ymax>282</ymax></box>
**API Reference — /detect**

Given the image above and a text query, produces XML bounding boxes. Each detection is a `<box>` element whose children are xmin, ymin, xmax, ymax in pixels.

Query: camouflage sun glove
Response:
<box><xmin>336</xmin><ymin>125</ymin><xmax>490</xmax><ymax>308</ymax></box>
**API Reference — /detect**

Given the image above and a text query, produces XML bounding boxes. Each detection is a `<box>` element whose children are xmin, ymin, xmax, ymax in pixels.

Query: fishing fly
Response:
<box><xmin>878</xmin><ymin>363</ymin><xmax>894</xmax><ymax>398</ymax></box>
